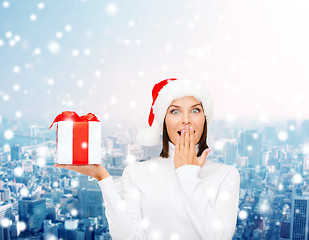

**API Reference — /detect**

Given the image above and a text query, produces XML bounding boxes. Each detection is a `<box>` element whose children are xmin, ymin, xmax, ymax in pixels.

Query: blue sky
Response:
<box><xmin>1</xmin><ymin>0</ymin><xmax>309</xmax><ymax>129</ymax></box>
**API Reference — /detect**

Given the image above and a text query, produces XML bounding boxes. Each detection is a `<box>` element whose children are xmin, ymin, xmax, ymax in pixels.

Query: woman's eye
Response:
<box><xmin>171</xmin><ymin>109</ymin><xmax>179</xmax><ymax>114</ymax></box>
<box><xmin>192</xmin><ymin>108</ymin><xmax>200</xmax><ymax>113</ymax></box>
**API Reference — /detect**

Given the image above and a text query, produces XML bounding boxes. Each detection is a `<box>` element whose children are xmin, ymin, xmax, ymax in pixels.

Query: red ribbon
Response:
<box><xmin>49</xmin><ymin>111</ymin><xmax>100</xmax><ymax>129</ymax></box>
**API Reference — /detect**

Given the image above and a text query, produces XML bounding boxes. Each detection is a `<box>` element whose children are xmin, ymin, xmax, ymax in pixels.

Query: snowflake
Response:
<box><xmin>292</xmin><ymin>173</ymin><xmax>303</xmax><ymax>184</ymax></box>
<box><xmin>32</xmin><ymin>48</ymin><xmax>41</xmax><ymax>56</ymax></box>
<box><xmin>238</xmin><ymin>210</ymin><xmax>248</xmax><ymax>220</ymax></box>
<box><xmin>278</xmin><ymin>183</ymin><xmax>283</xmax><ymax>191</ymax></box>
<box><xmin>4</xmin><ymin>129</ymin><xmax>14</xmax><ymax>139</ymax></box>
<box><xmin>259</xmin><ymin>200</ymin><xmax>269</xmax><ymax>213</ymax></box>
<box><xmin>14</xmin><ymin>167</ymin><xmax>24</xmax><ymax>176</ymax></box>
<box><xmin>253</xmin><ymin>133</ymin><xmax>258</xmax><ymax>139</ymax></box>
<box><xmin>70</xmin><ymin>209</ymin><xmax>78</xmax><ymax>217</ymax></box>
<box><xmin>126</xmin><ymin>154</ymin><xmax>136</xmax><ymax>164</ymax></box>
<box><xmin>1</xmin><ymin>218</ymin><xmax>11</xmax><ymax>228</ymax></box>
<box><xmin>20</xmin><ymin>187</ymin><xmax>29</xmax><ymax>197</ymax></box>
<box><xmin>3</xmin><ymin>94</ymin><xmax>9</xmax><ymax>101</ymax></box>
<box><xmin>65</xmin><ymin>25</ymin><xmax>72</xmax><ymax>32</ymax></box>
<box><xmin>76</xmin><ymin>80</ymin><xmax>84</xmax><ymax>87</ymax></box>
<box><xmin>128</xmin><ymin>21</ymin><xmax>135</xmax><ymax>27</ymax></box>
<box><xmin>81</xmin><ymin>142</ymin><xmax>87</xmax><ymax>149</ymax></box>
<box><xmin>38</xmin><ymin>2</ymin><xmax>45</xmax><ymax>9</ymax></box>
<box><xmin>124</xmin><ymin>38</ymin><xmax>131</xmax><ymax>45</ymax></box>
<box><xmin>302</xmin><ymin>143</ymin><xmax>309</xmax><ymax>155</ymax></box>
<box><xmin>47</xmin><ymin>78</ymin><xmax>54</xmax><ymax>85</ymax></box>
<box><xmin>56</xmin><ymin>32</ymin><xmax>63</xmax><ymax>38</ymax></box>
<box><xmin>259</xmin><ymin>113</ymin><xmax>269</xmax><ymax>123</ymax></box>
<box><xmin>47</xmin><ymin>41</ymin><xmax>60</xmax><ymax>54</ymax></box>
<box><xmin>13</xmin><ymin>84</ymin><xmax>20</xmax><ymax>91</ymax></box>
<box><xmin>17</xmin><ymin>221</ymin><xmax>27</xmax><ymax>231</ymax></box>
<box><xmin>9</xmin><ymin>39</ymin><xmax>16</xmax><ymax>46</ymax></box>
<box><xmin>37</xmin><ymin>157</ymin><xmax>46</xmax><ymax>167</ymax></box>
<box><xmin>247</xmin><ymin>145</ymin><xmax>253</xmax><ymax>152</ymax></box>
<box><xmin>72</xmin><ymin>49</ymin><xmax>79</xmax><ymax>57</ymax></box>
<box><xmin>30</xmin><ymin>14</ymin><xmax>37</xmax><ymax>21</ymax></box>
<box><xmin>71</xmin><ymin>179</ymin><xmax>79</xmax><ymax>188</ymax></box>
<box><xmin>94</xmin><ymin>70</ymin><xmax>101</xmax><ymax>77</ymax></box>
<box><xmin>84</xmin><ymin>48</ymin><xmax>91</xmax><ymax>56</ymax></box>
<box><xmin>13</xmin><ymin>66</ymin><xmax>20</xmax><ymax>73</ymax></box>
<box><xmin>138</xmin><ymin>71</ymin><xmax>144</xmax><ymax>77</ymax></box>
<box><xmin>2</xmin><ymin>1</ymin><xmax>9</xmax><ymax>8</ymax></box>
<box><xmin>14</xmin><ymin>35</ymin><xmax>20</xmax><ymax>42</ymax></box>
<box><xmin>130</xmin><ymin>101</ymin><xmax>136</xmax><ymax>108</ymax></box>
<box><xmin>278</xmin><ymin>131</ymin><xmax>288</xmax><ymax>141</ymax></box>
<box><xmin>5</xmin><ymin>31</ymin><xmax>12</xmax><ymax>38</ymax></box>
<box><xmin>106</xmin><ymin>3</ymin><xmax>118</xmax><ymax>15</ymax></box>
<box><xmin>214</xmin><ymin>140</ymin><xmax>224</xmax><ymax>151</ymax></box>
<box><xmin>170</xmin><ymin>233</ymin><xmax>180</xmax><ymax>240</ymax></box>
<box><xmin>225</xmin><ymin>113</ymin><xmax>236</xmax><ymax>123</ymax></box>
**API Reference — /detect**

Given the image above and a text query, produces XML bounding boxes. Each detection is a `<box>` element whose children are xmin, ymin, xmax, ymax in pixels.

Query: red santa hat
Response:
<box><xmin>136</xmin><ymin>78</ymin><xmax>214</xmax><ymax>146</ymax></box>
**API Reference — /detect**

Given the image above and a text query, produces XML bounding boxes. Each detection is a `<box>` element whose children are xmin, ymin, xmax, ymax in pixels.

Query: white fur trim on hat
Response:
<box><xmin>136</xmin><ymin>125</ymin><xmax>161</xmax><ymax>146</ymax></box>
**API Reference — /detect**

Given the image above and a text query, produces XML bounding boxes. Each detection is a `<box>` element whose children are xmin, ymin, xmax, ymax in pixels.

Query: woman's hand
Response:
<box><xmin>54</xmin><ymin>164</ymin><xmax>111</xmax><ymax>181</ymax></box>
<box><xmin>174</xmin><ymin>125</ymin><xmax>211</xmax><ymax>169</ymax></box>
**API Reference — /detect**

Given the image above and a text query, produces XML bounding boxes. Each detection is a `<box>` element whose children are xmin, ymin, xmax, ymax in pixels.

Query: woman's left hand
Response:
<box><xmin>174</xmin><ymin>125</ymin><xmax>211</xmax><ymax>169</ymax></box>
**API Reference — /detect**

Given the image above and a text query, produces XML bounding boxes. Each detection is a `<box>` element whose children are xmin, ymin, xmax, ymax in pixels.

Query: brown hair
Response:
<box><xmin>160</xmin><ymin>115</ymin><xmax>209</xmax><ymax>158</ymax></box>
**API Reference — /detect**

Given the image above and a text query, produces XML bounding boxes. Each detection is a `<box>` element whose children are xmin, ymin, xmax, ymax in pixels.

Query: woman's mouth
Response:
<box><xmin>177</xmin><ymin>129</ymin><xmax>195</xmax><ymax>135</ymax></box>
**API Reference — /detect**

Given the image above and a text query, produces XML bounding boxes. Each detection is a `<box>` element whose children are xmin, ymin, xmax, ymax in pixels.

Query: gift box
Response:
<box><xmin>49</xmin><ymin>111</ymin><xmax>101</xmax><ymax>164</ymax></box>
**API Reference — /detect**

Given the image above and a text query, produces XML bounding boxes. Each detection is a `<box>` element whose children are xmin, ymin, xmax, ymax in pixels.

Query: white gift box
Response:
<box><xmin>56</xmin><ymin>121</ymin><xmax>101</xmax><ymax>164</ymax></box>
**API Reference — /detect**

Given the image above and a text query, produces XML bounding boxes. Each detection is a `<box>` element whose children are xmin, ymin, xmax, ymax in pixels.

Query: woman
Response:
<box><xmin>54</xmin><ymin>78</ymin><xmax>240</xmax><ymax>240</ymax></box>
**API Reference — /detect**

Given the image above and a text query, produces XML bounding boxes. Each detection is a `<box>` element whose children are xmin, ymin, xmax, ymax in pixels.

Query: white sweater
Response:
<box><xmin>98</xmin><ymin>142</ymin><xmax>240</xmax><ymax>240</ymax></box>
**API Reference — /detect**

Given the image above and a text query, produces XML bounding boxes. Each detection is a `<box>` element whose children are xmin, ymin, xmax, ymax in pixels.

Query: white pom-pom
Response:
<box><xmin>136</xmin><ymin>126</ymin><xmax>161</xmax><ymax>146</ymax></box>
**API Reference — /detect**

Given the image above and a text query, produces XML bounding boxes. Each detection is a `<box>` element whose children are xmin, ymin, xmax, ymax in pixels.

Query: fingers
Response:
<box><xmin>189</xmin><ymin>127</ymin><xmax>195</xmax><ymax>155</ymax></box>
<box><xmin>180</xmin><ymin>129</ymin><xmax>185</xmax><ymax>149</ymax></box>
<box><xmin>184</xmin><ymin>126</ymin><xmax>189</xmax><ymax>152</ymax></box>
<box><xmin>175</xmin><ymin>134</ymin><xmax>180</xmax><ymax>157</ymax></box>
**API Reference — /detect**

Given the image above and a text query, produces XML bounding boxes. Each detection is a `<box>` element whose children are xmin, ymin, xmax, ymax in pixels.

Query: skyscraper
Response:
<box><xmin>238</xmin><ymin>129</ymin><xmax>262</xmax><ymax>167</ymax></box>
<box><xmin>10</xmin><ymin>144</ymin><xmax>21</xmax><ymax>161</ymax></box>
<box><xmin>223</xmin><ymin>141</ymin><xmax>237</xmax><ymax>165</ymax></box>
<box><xmin>290</xmin><ymin>195</ymin><xmax>309</xmax><ymax>239</ymax></box>
<box><xmin>18</xmin><ymin>197</ymin><xmax>46</xmax><ymax>233</ymax></box>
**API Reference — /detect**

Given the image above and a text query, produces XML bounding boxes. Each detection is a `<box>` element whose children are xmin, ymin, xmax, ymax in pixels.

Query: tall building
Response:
<box><xmin>18</xmin><ymin>197</ymin><xmax>46</xmax><ymax>233</ymax></box>
<box><xmin>238</xmin><ymin>129</ymin><xmax>262</xmax><ymax>167</ymax></box>
<box><xmin>287</xmin><ymin>120</ymin><xmax>299</xmax><ymax>146</ymax></box>
<box><xmin>290</xmin><ymin>195</ymin><xmax>309</xmax><ymax>239</ymax></box>
<box><xmin>10</xmin><ymin>144</ymin><xmax>21</xmax><ymax>161</ymax></box>
<box><xmin>0</xmin><ymin>203</ymin><xmax>14</xmax><ymax>222</ymax></box>
<box><xmin>79</xmin><ymin>188</ymin><xmax>103</xmax><ymax>219</ymax></box>
<box><xmin>0</xmin><ymin>189</ymin><xmax>10</xmax><ymax>202</ymax></box>
<box><xmin>302</xmin><ymin>120</ymin><xmax>309</xmax><ymax>140</ymax></box>
<box><xmin>223</xmin><ymin>141</ymin><xmax>237</xmax><ymax>165</ymax></box>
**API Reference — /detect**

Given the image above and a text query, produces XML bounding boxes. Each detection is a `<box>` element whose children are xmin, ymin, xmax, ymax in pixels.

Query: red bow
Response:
<box><xmin>49</xmin><ymin>111</ymin><xmax>100</xmax><ymax>129</ymax></box>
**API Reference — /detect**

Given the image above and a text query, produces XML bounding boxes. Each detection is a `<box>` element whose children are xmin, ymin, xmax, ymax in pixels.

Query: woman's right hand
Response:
<box><xmin>54</xmin><ymin>164</ymin><xmax>111</xmax><ymax>181</ymax></box>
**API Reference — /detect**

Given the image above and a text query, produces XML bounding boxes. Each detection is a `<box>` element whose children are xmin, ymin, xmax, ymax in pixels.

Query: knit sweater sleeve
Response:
<box><xmin>175</xmin><ymin>164</ymin><xmax>240</xmax><ymax>240</ymax></box>
<box><xmin>97</xmin><ymin>166</ymin><xmax>146</xmax><ymax>240</ymax></box>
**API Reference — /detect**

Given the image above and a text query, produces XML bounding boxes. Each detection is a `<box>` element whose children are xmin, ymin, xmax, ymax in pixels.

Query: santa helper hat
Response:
<box><xmin>136</xmin><ymin>78</ymin><xmax>214</xmax><ymax>146</ymax></box>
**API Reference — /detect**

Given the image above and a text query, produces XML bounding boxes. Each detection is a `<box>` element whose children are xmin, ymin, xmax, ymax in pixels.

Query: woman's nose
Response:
<box><xmin>182</xmin><ymin>113</ymin><xmax>191</xmax><ymax>125</ymax></box>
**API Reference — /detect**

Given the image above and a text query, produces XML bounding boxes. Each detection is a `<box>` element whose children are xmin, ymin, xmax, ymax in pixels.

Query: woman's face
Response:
<box><xmin>165</xmin><ymin>96</ymin><xmax>205</xmax><ymax>145</ymax></box>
